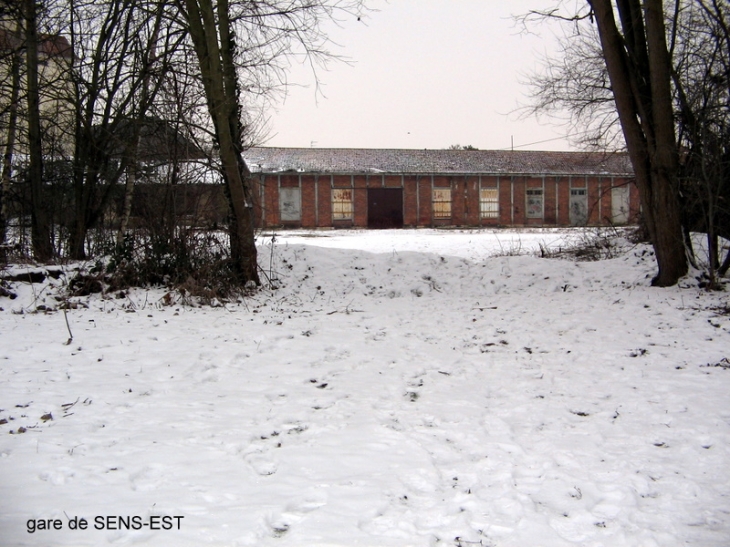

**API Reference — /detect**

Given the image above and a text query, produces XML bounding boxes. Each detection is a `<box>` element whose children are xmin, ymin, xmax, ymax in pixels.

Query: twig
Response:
<box><xmin>327</xmin><ymin>305</ymin><xmax>364</xmax><ymax>315</ymax></box>
<box><xmin>269</xmin><ymin>232</ymin><xmax>277</xmax><ymax>282</ymax></box>
<box><xmin>63</xmin><ymin>307</ymin><xmax>73</xmax><ymax>346</ymax></box>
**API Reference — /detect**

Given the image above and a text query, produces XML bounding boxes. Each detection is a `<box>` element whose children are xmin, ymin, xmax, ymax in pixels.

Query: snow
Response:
<box><xmin>1</xmin><ymin>228</ymin><xmax>729</xmax><ymax>547</ymax></box>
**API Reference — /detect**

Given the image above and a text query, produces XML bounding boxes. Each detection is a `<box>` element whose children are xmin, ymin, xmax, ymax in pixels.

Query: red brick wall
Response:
<box><xmin>256</xmin><ymin>171</ymin><xmax>638</xmax><ymax>229</ymax></box>
<box><xmin>332</xmin><ymin>175</ymin><xmax>351</xmax><ymax>188</ymax></box>
<box><xmin>353</xmin><ymin>175</ymin><xmax>368</xmax><ymax>227</ymax></box>
<box><xmin>317</xmin><ymin>175</ymin><xmax>332</xmax><ymax>227</ymax></box>
<box><xmin>418</xmin><ymin>176</ymin><xmax>432</xmax><ymax>226</ymax></box>
<box><xmin>555</xmin><ymin>177</ymin><xmax>567</xmax><ymax>225</ymax></box>
<box><xmin>587</xmin><ymin>177</ymin><xmax>601</xmax><ymax>225</ymax></box>
<box><xmin>404</xmin><ymin>175</ymin><xmax>418</xmax><ymax>226</ymax></box>
<box><xmin>301</xmin><ymin>175</ymin><xmax>317</xmax><ymax>228</ymax></box>
<box><xmin>597</xmin><ymin>177</ymin><xmax>612</xmax><ymax>225</ymax></box>
<box><xmin>367</xmin><ymin>175</ymin><xmax>383</xmax><ymax>188</ymax></box>
<box><xmin>451</xmin><ymin>176</ymin><xmax>465</xmax><ymax>225</ymax></box>
<box><xmin>544</xmin><ymin>177</ymin><xmax>557</xmax><ymax>225</ymax></box>
<box><xmin>264</xmin><ymin>175</ymin><xmax>279</xmax><ymax>227</ymax></box>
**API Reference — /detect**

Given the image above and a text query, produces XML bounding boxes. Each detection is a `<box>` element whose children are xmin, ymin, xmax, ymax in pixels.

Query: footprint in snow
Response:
<box><xmin>128</xmin><ymin>465</ymin><xmax>166</xmax><ymax>491</ymax></box>
<box><xmin>39</xmin><ymin>467</ymin><xmax>76</xmax><ymax>485</ymax></box>
<box><xmin>246</xmin><ymin>453</ymin><xmax>278</xmax><ymax>476</ymax></box>
<box><xmin>264</xmin><ymin>490</ymin><xmax>328</xmax><ymax>537</ymax></box>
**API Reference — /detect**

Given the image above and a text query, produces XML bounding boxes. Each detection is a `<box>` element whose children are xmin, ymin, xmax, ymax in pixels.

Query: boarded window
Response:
<box><xmin>480</xmin><ymin>188</ymin><xmax>499</xmax><ymax>219</ymax></box>
<box><xmin>611</xmin><ymin>185</ymin><xmax>630</xmax><ymax>225</ymax></box>
<box><xmin>526</xmin><ymin>188</ymin><xmax>543</xmax><ymax>218</ymax></box>
<box><xmin>432</xmin><ymin>188</ymin><xmax>452</xmax><ymax>219</ymax></box>
<box><xmin>279</xmin><ymin>187</ymin><xmax>301</xmax><ymax>222</ymax></box>
<box><xmin>569</xmin><ymin>188</ymin><xmax>587</xmax><ymax>226</ymax></box>
<box><xmin>332</xmin><ymin>188</ymin><xmax>353</xmax><ymax>220</ymax></box>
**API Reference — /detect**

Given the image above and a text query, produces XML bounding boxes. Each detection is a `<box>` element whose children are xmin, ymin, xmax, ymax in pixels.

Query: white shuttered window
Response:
<box><xmin>432</xmin><ymin>188</ymin><xmax>451</xmax><ymax>219</ymax></box>
<box><xmin>332</xmin><ymin>189</ymin><xmax>353</xmax><ymax>220</ymax></box>
<box><xmin>480</xmin><ymin>188</ymin><xmax>499</xmax><ymax>219</ymax></box>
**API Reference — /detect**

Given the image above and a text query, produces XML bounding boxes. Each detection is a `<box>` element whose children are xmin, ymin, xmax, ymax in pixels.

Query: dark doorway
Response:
<box><xmin>368</xmin><ymin>188</ymin><xmax>404</xmax><ymax>228</ymax></box>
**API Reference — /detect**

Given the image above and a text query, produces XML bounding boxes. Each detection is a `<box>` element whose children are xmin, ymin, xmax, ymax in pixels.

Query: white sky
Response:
<box><xmin>264</xmin><ymin>0</ymin><xmax>575</xmax><ymax>152</ymax></box>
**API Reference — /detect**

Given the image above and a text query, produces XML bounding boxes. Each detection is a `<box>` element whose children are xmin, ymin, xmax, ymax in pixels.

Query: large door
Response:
<box><xmin>368</xmin><ymin>188</ymin><xmax>403</xmax><ymax>228</ymax></box>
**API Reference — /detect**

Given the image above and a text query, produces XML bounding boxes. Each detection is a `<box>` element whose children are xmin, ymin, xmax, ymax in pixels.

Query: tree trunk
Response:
<box><xmin>719</xmin><ymin>246</ymin><xmax>730</xmax><ymax>277</ymax></box>
<box><xmin>117</xmin><ymin>165</ymin><xmax>138</xmax><ymax>247</ymax></box>
<box><xmin>24</xmin><ymin>0</ymin><xmax>53</xmax><ymax>261</ymax></box>
<box><xmin>217</xmin><ymin>0</ymin><xmax>259</xmax><ymax>283</ymax></box>
<box><xmin>643</xmin><ymin>0</ymin><xmax>687</xmax><ymax>285</ymax></box>
<box><xmin>180</xmin><ymin>0</ymin><xmax>259</xmax><ymax>285</ymax></box>
<box><xmin>117</xmin><ymin>7</ymin><xmax>164</xmax><ymax>247</ymax></box>
<box><xmin>589</xmin><ymin>0</ymin><xmax>687</xmax><ymax>286</ymax></box>
<box><xmin>0</xmin><ymin>27</ymin><xmax>21</xmax><ymax>263</ymax></box>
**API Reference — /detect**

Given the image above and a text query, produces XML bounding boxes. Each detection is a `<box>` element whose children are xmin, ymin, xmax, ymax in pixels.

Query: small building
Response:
<box><xmin>244</xmin><ymin>147</ymin><xmax>639</xmax><ymax>229</ymax></box>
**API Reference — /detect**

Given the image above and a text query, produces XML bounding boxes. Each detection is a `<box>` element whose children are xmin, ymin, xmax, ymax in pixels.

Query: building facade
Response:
<box><xmin>244</xmin><ymin>148</ymin><xmax>639</xmax><ymax>229</ymax></box>
<box><xmin>0</xmin><ymin>21</ymin><xmax>75</xmax><ymax>158</ymax></box>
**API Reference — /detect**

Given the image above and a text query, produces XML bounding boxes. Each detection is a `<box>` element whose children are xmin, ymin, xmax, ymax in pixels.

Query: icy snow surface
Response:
<box><xmin>1</xmin><ymin>228</ymin><xmax>729</xmax><ymax>547</ymax></box>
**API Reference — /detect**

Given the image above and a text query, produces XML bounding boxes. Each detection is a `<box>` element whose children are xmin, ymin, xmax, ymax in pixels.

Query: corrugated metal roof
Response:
<box><xmin>243</xmin><ymin>147</ymin><xmax>633</xmax><ymax>176</ymax></box>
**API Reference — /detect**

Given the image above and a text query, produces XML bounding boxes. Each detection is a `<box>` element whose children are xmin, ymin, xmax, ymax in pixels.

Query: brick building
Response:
<box><xmin>244</xmin><ymin>147</ymin><xmax>639</xmax><ymax>229</ymax></box>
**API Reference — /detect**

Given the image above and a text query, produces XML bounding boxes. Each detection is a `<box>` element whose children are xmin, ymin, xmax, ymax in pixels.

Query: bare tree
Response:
<box><xmin>116</xmin><ymin>1</ymin><xmax>169</xmax><ymax>246</ymax></box>
<box><xmin>2</xmin><ymin>1</ymin><xmax>78</xmax><ymax>259</ymax></box>
<box><xmin>2</xmin><ymin>0</ymin><xmax>364</xmax><ymax>291</ymax></box>
<box><xmin>0</xmin><ymin>11</ymin><xmax>23</xmax><ymax>263</ymax></box>
<box><xmin>64</xmin><ymin>0</ymin><xmax>183</xmax><ymax>259</ymax></box>
<box><xmin>25</xmin><ymin>0</ymin><xmax>54</xmax><ymax>260</ymax></box>
<box><xmin>524</xmin><ymin>2</ymin><xmax>730</xmax><ymax>285</ymax></box>
<box><xmin>670</xmin><ymin>1</ymin><xmax>730</xmax><ymax>285</ymax></box>
<box><xmin>172</xmin><ymin>0</ymin><xmax>363</xmax><ymax>285</ymax></box>
<box><xmin>172</xmin><ymin>0</ymin><xmax>259</xmax><ymax>284</ymax></box>
<box><xmin>590</xmin><ymin>0</ymin><xmax>687</xmax><ymax>286</ymax></box>
<box><xmin>523</xmin><ymin>23</ymin><xmax>622</xmax><ymax>149</ymax></box>
<box><xmin>523</xmin><ymin>1</ymin><xmax>689</xmax><ymax>286</ymax></box>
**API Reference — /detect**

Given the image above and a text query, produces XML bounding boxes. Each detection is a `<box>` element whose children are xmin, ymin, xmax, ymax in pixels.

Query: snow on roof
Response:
<box><xmin>243</xmin><ymin>147</ymin><xmax>634</xmax><ymax>176</ymax></box>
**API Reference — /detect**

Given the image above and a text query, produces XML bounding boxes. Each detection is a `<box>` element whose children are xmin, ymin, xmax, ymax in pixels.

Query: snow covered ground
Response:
<box><xmin>1</xmin><ymin>228</ymin><xmax>729</xmax><ymax>547</ymax></box>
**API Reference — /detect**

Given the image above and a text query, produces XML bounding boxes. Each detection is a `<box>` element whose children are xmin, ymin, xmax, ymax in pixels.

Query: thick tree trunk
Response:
<box><xmin>589</xmin><ymin>0</ymin><xmax>687</xmax><ymax>286</ymax></box>
<box><xmin>24</xmin><ymin>0</ymin><xmax>53</xmax><ymax>261</ymax></box>
<box><xmin>216</xmin><ymin>0</ymin><xmax>259</xmax><ymax>283</ymax></box>
<box><xmin>181</xmin><ymin>0</ymin><xmax>259</xmax><ymax>285</ymax></box>
<box><xmin>643</xmin><ymin>0</ymin><xmax>687</xmax><ymax>285</ymax></box>
<box><xmin>69</xmin><ymin>211</ymin><xmax>88</xmax><ymax>259</ymax></box>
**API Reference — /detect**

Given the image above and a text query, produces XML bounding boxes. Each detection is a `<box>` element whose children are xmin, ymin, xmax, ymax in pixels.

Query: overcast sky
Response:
<box><xmin>263</xmin><ymin>0</ymin><xmax>576</xmax><ymax>152</ymax></box>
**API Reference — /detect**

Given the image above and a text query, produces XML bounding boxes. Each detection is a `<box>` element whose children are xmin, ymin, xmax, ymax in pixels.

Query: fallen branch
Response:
<box><xmin>63</xmin><ymin>308</ymin><xmax>73</xmax><ymax>345</ymax></box>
